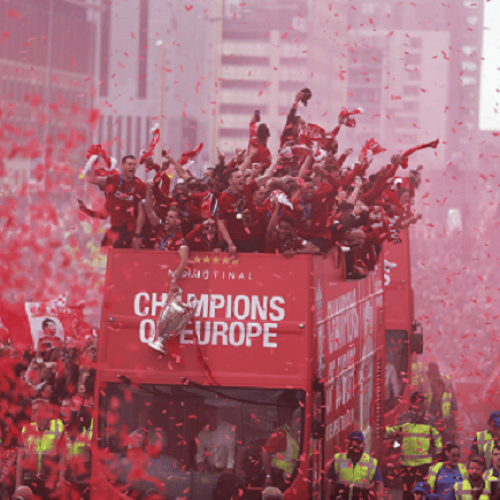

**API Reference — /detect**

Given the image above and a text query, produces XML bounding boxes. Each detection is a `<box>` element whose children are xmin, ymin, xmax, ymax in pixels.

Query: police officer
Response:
<box><xmin>386</xmin><ymin>391</ymin><xmax>443</xmax><ymax>500</ymax></box>
<box><xmin>454</xmin><ymin>456</ymin><xmax>492</xmax><ymax>500</ymax></box>
<box><xmin>63</xmin><ymin>414</ymin><xmax>92</xmax><ymax>500</ymax></box>
<box><xmin>484</xmin><ymin>444</ymin><xmax>500</xmax><ymax>483</ymax></box>
<box><xmin>15</xmin><ymin>398</ymin><xmax>64</xmax><ymax>500</ymax></box>
<box><xmin>325</xmin><ymin>431</ymin><xmax>383</xmax><ymax>500</ymax></box>
<box><xmin>472</xmin><ymin>413</ymin><xmax>500</xmax><ymax>470</ymax></box>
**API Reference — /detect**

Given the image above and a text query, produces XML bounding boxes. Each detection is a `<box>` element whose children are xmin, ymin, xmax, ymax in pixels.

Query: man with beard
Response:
<box><xmin>325</xmin><ymin>431</ymin><xmax>383</xmax><ymax>500</ymax></box>
<box><xmin>386</xmin><ymin>392</ymin><xmax>443</xmax><ymax>500</ymax></box>
<box><xmin>86</xmin><ymin>155</ymin><xmax>146</xmax><ymax>249</ymax></box>
<box><xmin>454</xmin><ymin>457</ymin><xmax>493</xmax><ymax>500</ymax></box>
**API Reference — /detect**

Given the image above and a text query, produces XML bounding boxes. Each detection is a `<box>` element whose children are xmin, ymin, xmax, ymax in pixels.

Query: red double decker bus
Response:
<box><xmin>91</xmin><ymin>247</ymin><xmax>389</xmax><ymax>500</ymax></box>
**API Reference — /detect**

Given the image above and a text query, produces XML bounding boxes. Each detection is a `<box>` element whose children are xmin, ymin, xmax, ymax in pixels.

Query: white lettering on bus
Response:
<box><xmin>139</xmin><ymin>319</ymin><xmax>155</xmax><ymax>344</ymax></box>
<box><xmin>151</xmin><ymin>293</ymin><xmax>168</xmax><ymax>317</ymax></box>
<box><xmin>234</xmin><ymin>295</ymin><xmax>250</xmax><ymax>320</ymax></box>
<box><xmin>263</xmin><ymin>323</ymin><xmax>278</xmax><ymax>348</ymax></box>
<box><xmin>229</xmin><ymin>322</ymin><xmax>246</xmax><ymax>347</ymax></box>
<box><xmin>269</xmin><ymin>296</ymin><xmax>285</xmax><ymax>321</ymax></box>
<box><xmin>134</xmin><ymin>293</ymin><xmax>150</xmax><ymax>316</ymax></box>
<box><xmin>134</xmin><ymin>293</ymin><xmax>286</xmax><ymax>348</ymax></box>
<box><xmin>209</xmin><ymin>294</ymin><xmax>225</xmax><ymax>317</ymax></box>
<box><xmin>212</xmin><ymin>321</ymin><xmax>229</xmax><ymax>345</ymax></box>
<box><xmin>246</xmin><ymin>322</ymin><xmax>262</xmax><ymax>346</ymax></box>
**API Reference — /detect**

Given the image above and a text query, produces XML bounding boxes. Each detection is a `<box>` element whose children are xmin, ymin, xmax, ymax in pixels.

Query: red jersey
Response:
<box><xmin>189</xmin><ymin>191</ymin><xmax>220</xmax><ymax>219</ymax></box>
<box><xmin>104</xmin><ymin>174</ymin><xmax>146</xmax><ymax>230</ymax></box>
<box><xmin>216</xmin><ymin>181</ymin><xmax>259</xmax><ymax>241</ymax></box>
<box><xmin>293</xmin><ymin>183</ymin><xmax>334</xmax><ymax>240</ymax></box>
<box><xmin>169</xmin><ymin>200</ymin><xmax>202</xmax><ymax>235</ymax></box>
<box><xmin>186</xmin><ymin>224</ymin><xmax>221</xmax><ymax>252</ymax></box>
<box><xmin>154</xmin><ymin>229</ymin><xmax>188</xmax><ymax>251</ymax></box>
<box><xmin>249</xmin><ymin>123</ymin><xmax>272</xmax><ymax>167</ymax></box>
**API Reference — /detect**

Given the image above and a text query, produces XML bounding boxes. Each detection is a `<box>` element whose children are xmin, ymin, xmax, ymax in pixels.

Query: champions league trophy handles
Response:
<box><xmin>149</xmin><ymin>287</ymin><xmax>198</xmax><ymax>354</ymax></box>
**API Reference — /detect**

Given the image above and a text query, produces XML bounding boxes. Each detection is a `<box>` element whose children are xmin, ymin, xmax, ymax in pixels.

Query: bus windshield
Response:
<box><xmin>97</xmin><ymin>383</ymin><xmax>305</xmax><ymax>499</ymax></box>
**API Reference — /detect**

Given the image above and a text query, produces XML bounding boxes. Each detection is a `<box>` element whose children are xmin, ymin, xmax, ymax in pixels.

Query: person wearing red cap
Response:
<box><xmin>326</xmin><ymin>431</ymin><xmax>384</xmax><ymax>500</ymax></box>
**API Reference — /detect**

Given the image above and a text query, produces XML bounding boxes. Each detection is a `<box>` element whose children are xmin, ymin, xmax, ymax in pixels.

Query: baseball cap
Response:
<box><xmin>492</xmin><ymin>416</ymin><xmax>500</xmax><ymax>428</ymax></box>
<box><xmin>413</xmin><ymin>483</ymin><xmax>431</xmax><ymax>495</ymax></box>
<box><xmin>349</xmin><ymin>431</ymin><xmax>364</xmax><ymax>442</ymax></box>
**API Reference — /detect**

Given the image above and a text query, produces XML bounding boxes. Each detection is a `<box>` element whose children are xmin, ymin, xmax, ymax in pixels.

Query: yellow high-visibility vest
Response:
<box><xmin>271</xmin><ymin>424</ymin><xmax>299</xmax><ymax>476</ymax></box>
<box><xmin>334</xmin><ymin>452</ymin><xmax>378</xmax><ymax>500</ymax></box>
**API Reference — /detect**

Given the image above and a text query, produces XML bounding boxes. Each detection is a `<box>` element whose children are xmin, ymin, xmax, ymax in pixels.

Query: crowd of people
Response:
<box><xmin>0</xmin><ymin>332</ymin><xmax>96</xmax><ymax>500</ymax></box>
<box><xmin>79</xmin><ymin>90</ymin><xmax>429</xmax><ymax>284</ymax></box>
<box><xmin>381</xmin><ymin>391</ymin><xmax>500</xmax><ymax>500</ymax></box>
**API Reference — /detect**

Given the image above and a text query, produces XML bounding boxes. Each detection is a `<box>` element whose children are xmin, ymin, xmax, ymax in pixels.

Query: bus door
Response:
<box><xmin>310</xmin><ymin>378</ymin><xmax>325</xmax><ymax>500</ymax></box>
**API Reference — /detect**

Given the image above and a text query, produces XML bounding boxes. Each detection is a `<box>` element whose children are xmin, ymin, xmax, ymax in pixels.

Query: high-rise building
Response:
<box><xmin>0</xmin><ymin>0</ymin><xmax>94</xmax><ymax>193</ymax></box>
<box><xmin>93</xmin><ymin>0</ymin><xmax>212</xmax><ymax>176</ymax></box>
<box><xmin>209</xmin><ymin>0</ymin><xmax>309</xmax><ymax>159</ymax></box>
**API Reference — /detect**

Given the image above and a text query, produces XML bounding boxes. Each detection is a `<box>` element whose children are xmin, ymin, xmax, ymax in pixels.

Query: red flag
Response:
<box><xmin>139</xmin><ymin>124</ymin><xmax>161</xmax><ymax>165</ymax></box>
<box><xmin>360</xmin><ymin>138</ymin><xmax>386</xmax><ymax>160</ymax></box>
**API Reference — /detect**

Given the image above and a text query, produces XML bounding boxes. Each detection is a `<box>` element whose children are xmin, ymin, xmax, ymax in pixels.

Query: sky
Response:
<box><xmin>479</xmin><ymin>0</ymin><xmax>500</xmax><ymax>130</ymax></box>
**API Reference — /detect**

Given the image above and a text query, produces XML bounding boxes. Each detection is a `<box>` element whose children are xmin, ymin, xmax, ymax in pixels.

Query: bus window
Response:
<box><xmin>96</xmin><ymin>383</ymin><xmax>305</xmax><ymax>499</ymax></box>
<box><xmin>385</xmin><ymin>330</ymin><xmax>409</xmax><ymax>410</ymax></box>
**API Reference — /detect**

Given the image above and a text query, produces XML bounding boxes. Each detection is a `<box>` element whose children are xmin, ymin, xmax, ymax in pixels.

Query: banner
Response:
<box><xmin>0</xmin><ymin>299</ymin><xmax>92</xmax><ymax>352</ymax></box>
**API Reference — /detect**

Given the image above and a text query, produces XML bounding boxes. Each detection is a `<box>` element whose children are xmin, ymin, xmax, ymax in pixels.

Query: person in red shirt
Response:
<box><xmin>186</xmin><ymin>218</ymin><xmax>225</xmax><ymax>253</ymax></box>
<box><xmin>86</xmin><ymin>155</ymin><xmax>146</xmax><ymax>249</ymax></box>
<box><xmin>265</xmin><ymin>201</ymin><xmax>320</xmax><ymax>257</ymax></box>
<box><xmin>280</xmin><ymin>91</ymin><xmax>307</xmax><ymax>147</ymax></box>
<box><xmin>164</xmin><ymin>182</ymin><xmax>202</xmax><ymax>235</ymax></box>
<box><xmin>189</xmin><ymin>176</ymin><xmax>220</xmax><ymax>220</ymax></box>
<box><xmin>249</xmin><ymin>111</ymin><xmax>272</xmax><ymax>168</ymax></box>
<box><xmin>216</xmin><ymin>168</ymin><xmax>261</xmax><ymax>256</ymax></box>
<box><xmin>292</xmin><ymin>176</ymin><xmax>335</xmax><ymax>254</ymax></box>
<box><xmin>145</xmin><ymin>181</ymin><xmax>189</xmax><ymax>292</ymax></box>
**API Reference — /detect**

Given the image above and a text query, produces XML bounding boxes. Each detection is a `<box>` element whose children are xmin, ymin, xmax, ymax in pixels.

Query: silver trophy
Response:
<box><xmin>149</xmin><ymin>288</ymin><xmax>198</xmax><ymax>354</ymax></box>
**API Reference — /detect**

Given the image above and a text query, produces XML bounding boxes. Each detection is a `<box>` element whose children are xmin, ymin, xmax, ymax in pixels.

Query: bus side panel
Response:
<box><xmin>313</xmin><ymin>253</ymin><xmax>384</xmax><ymax>492</ymax></box>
